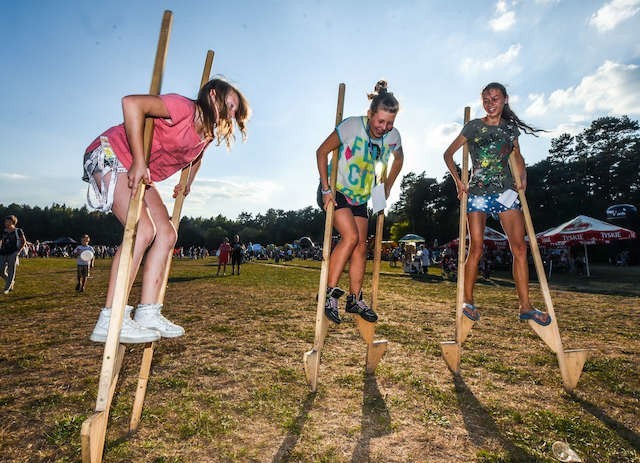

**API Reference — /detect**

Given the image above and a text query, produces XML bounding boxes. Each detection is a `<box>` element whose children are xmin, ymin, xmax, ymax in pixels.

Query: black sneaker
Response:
<box><xmin>345</xmin><ymin>291</ymin><xmax>378</xmax><ymax>322</ymax></box>
<box><xmin>324</xmin><ymin>287</ymin><xmax>345</xmax><ymax>324</ymax></box>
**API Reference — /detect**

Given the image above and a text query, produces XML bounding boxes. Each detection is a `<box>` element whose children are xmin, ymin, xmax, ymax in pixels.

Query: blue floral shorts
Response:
<box><xmin>467</xmin><ymin>190</ymin><xmax>520</xmax><ymax>219</ymax></box>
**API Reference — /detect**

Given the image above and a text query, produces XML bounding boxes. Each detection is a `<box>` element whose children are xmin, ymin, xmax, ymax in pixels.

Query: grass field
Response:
<box><xmin>0</xmin><ymin>257</ymin><xmax>638</xmax><ymax>462</ymax></box>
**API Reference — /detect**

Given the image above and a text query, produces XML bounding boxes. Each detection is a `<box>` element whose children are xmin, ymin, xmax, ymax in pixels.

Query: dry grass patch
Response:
<box><xmin>0</xmin><ymin>257</ymin><xmax>638</xmax><ymax>462</ymax></box>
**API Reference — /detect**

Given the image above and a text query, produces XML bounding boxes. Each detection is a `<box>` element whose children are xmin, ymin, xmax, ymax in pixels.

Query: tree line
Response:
<box><xmin>2</xmin><ymin>116</ymin><xmax>638</xmax><ymax>250</ymax></box>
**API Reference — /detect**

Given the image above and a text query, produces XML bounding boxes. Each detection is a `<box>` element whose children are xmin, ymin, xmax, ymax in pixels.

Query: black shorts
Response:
<box><xmin>316</xmin><ymin>185</ymin><xmax>368</xmax><ymax>218</ymax></box>
<box><xmin>77</xmin><ymin>265</ymin><xmax>89</xmax><ymax>278</ymax></box>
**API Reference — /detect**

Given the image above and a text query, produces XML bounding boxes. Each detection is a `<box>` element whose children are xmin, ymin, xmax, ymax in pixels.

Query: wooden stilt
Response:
<box><xmin>355</xmin><ymin>171</ymin><xmax>389</xmax><ymax>374</ymax></box>
<box><xmin>129</xmin><ymin>49</ymin><xmax>215</xmax><ymax>433</ymax></box>
<box><xmin>82</xmin><ymin>11</ymin><xmax>173</xmax><ymax>463</ymax></box>
<box><xmin>303</xmin><ymin>83</ymin><xmax>346</xmax><ymax>392</ymax></box>
<box><xmin>508</xmin><ymin>155</ymin><xmax>590</xmax><ymax>392</ymax></box>
<box><xmin>440</xmin><ymin>341</ymin><xmax>461</xmax><ymax>375</ymax></box>
<box><xmin>562</xmin><ymin>349</ymin><xmax>590</xmax><ymax>392</ymax></box>
<box><xmin>355</xmin><ymin>317</ymin><xmax>387</xmax><ymax>374</ymax></box>
<box><xmin>441</xmin><ymin>106</ymin><xmax>472</xmax><ymax>374</ymax></box>
<box><xmin>81</xmin><ymin>345</ymin><xmax>125</xmax><ymax>463</ymax></box>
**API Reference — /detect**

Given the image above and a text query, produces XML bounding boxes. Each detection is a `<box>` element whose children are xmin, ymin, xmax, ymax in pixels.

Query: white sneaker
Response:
<box><xmin>134</xmin><ymin>303</ymin><xmax>185</xmax><ymax>338</ymax></box>
<box><xmin>89</xmin><ymin>306</ymin><xmax>161</xmax><ymax>344</ymax></box>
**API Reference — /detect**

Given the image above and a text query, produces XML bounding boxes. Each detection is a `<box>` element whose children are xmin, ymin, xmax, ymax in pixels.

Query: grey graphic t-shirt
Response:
<box><xmin>461</xmin><ymin>118</ymin><xmax>520</xmax><ymax>195</ymax></box>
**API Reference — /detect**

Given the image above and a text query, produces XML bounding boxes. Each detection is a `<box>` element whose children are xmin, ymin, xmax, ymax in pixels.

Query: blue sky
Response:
<box><xmin>1</xmin><ymin>0</ymin><xmax>639</xmax><ymax>219</ymax></box>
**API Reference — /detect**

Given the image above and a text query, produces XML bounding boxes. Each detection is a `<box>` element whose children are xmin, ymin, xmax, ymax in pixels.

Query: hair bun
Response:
<box><xmin>367</xmin><ymin>80</ymin><xmax>389</xmax><ymax>100</ymax></box>
<box><xmin>375</xmin><ymin>80</ymin><xmax>388</xmax><ymax>94</ymax></box>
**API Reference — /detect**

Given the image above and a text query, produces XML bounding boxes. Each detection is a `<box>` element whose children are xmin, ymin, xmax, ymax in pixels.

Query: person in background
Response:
<box><xmin>231</xmin><ymin>234</ymin><xmax>244</xmax><ymax>275</ymax></box>
<box><xmin>0</xmin><ymin>215</ymin><xmax>27</xmax><ymax>294</ymax></box>
<box><xmin>73</xmin><ymin>234</ymin><xmax>95</xmax><ymax>292</ymax></box>
<box><xmin>418</xmin><ymin>244</ymin><xmax>431</xmax><ymax>274</ymax></box>
<box><xmin>217</xmin><ymin>237</ymin><xmax>231</xmax><ymax>276</ymax></box>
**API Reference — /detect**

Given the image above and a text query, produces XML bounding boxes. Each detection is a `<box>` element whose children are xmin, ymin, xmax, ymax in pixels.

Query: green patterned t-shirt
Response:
<box><xmin>461</xmin><ymin>118</ymin><xmax>520</xmax><ymax>195</ymax></box>
<box><xmin>332</xmin><ymin>116</ymin><xmax>402</xmax><ymax>205</ymax></box>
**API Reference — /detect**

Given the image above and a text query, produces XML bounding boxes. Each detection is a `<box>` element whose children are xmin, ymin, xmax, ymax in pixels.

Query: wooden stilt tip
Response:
<box><xmin>561</xmin><ymin>349</ymin><xmax>591</xmax><ymax>393</ymax></box>
<box><xmin>365</xmin><ymin>340</ymin><xmax>388</xmax><ymax>374</ymax></box>
<box><xmin>440</xmin><ymin>341</ymin><xmax>461</xmax><ymax>375</ymax></box>
<box><xmin>81</xmin><ymin>411</ymin><xmax>107</xmax><ymax>463</ymax></box>
<box><xmin>303</xmin><ymin>349</ymin><xmax>319</xmax><ymax>391</ymax></box>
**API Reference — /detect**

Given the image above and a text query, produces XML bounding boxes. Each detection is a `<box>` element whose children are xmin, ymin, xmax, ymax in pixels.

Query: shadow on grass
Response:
<box><xmin>272</xmin><ymin>392</ymin><xmax>316</xmax><ymax>462</ymax></box>
<box><xmin>410</xmin><ymin>273</ymin><xmax>444</xmax><ymax>284</ymax></box>
<box><xmin>454</xmin><ymin>375</ymin><xmax>534</xmax><ymax>461</ymax></box>
<box><xmin>570</xmin><ymin>394</ymin><xmax>640</xmax><ymax>452</ymax></box>
<box><xmin>351</xmin><ymin>373</ymin><xmax>391</xmax><ymax>463</ymax></box>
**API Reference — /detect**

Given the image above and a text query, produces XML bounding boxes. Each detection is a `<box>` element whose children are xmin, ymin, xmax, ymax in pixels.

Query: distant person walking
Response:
<box><xmin>0</xmin><ymin>215</ymin><xmax>27</xmax><ymax>294</ymax></box>
<box><xmin>73</xmin><ymin>234</ymin><xmax>95</xmax><ymax>292</ymax></box>
<box><xmin>443</xmin><ymin>82</ymin><xmax>550</xmax><ymax>326</ymax></box>
<box><xmin>418</xmin><ymin>244</ymin><xmax>431</xmax><ymax>274</ymax></box>
<box><xmin>316</xmin><ymin>80</ymin><xmax>404</xmax><ymax>324</ymax></box>
<box><xmin>216</xmin><ymin>237</ymin><xmax>231</xmax><ymax>276</ymax></box>
<box><xmin>231</xmin><ymin>235</ymin><xmax>244</xmax><ymax>275</ymax></box>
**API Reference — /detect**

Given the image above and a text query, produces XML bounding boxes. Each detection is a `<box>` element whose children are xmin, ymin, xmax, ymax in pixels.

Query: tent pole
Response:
<box><xmin>584</xmin><ymin>243</ymin><xmax>590</xmax><ymax>277</ymax></box>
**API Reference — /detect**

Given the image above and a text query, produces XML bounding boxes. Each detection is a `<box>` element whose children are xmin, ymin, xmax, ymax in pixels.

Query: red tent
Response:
<box><xmin>539</xmin><ymin>215</ymin><xmax>636</xmax><ymax>276</ymax></box>
<box><xmin>449</xmin><ymin>226</ymin><xmax>508</xmax><ymax>249</ymax></box>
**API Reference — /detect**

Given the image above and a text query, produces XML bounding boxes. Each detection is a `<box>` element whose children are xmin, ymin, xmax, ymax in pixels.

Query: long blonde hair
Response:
<box><xmin>197</xmin><ymin>78</ymin><xmax>251</xmax><ymax>149</ymax></box>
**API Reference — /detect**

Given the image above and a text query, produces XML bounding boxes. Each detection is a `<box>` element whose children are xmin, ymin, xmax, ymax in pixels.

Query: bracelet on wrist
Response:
<box><xmin>321</xmin><ymin>188</ymin><xmax>332</xmax><ymax>195</ymax></box>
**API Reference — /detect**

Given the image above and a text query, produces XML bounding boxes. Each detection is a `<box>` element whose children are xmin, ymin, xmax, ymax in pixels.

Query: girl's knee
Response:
<box><xmin>468</xmin><ymin>244</ymin><xmax>483</xmax><ymax>260</ymax></box>
<box><xmin>137</xmin><ymin>223</ymin><xmax>157</xmax><ymax>249</ymax></box>
<box><xmin>510</xmin><ymin>242</ymin><xmax>527</xmax><ymax>259</ymax></box>
<box><xmin>156</xmin><ymin>225</ymin><xmax>177</xmax><ymax>249</ymax></box>
<box><xmin>354</xmin><ymin>239</ymin><xmax>368</xmax><ymax>254</ymax></box>
<box><xmin>340</xmin><ymin>232</ymin><xmax>359</xmax><ymax>250</ymax></box>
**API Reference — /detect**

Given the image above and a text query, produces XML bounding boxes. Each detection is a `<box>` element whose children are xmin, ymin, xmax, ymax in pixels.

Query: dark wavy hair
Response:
<box><xmin>367</xmin><ymin>80</ymin><xmax>400</xmax><ymax>114</ymax></box>
<box><xmin>197</xmin><ymin>77</ymin><xmax>251</xmax><ymax>149</ymax></box>
<box><xmin>482</xmin><ymin>82</ymin><xmax>544</xmax><ymax>136</ymax></box>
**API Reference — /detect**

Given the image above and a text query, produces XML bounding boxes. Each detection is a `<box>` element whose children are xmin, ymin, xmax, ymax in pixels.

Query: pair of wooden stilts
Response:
<box><xmin>303</xmin><ymin>83</ymin><xmax>389</xmax><ymax>392</ymax></box>
<box><xmin>440</xmin><ymin>107</ymin><xmax>590</xmax><ymax>393</ymax></box>
<box><xmin>80</xmin><ymin>11</ymin><xmax>216</xmax><ymax>462</ymax></box>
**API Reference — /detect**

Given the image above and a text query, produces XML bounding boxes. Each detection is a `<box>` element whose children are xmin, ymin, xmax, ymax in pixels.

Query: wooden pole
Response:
<box><xmin>441</xmin><ymin>106</ymin><xmax>474</xmax><ymax>374</ymax></box>
<box><xmin>82</xmin><ymin>11</ymin><xmax>173</xmax><ymax>462</ymax></box>
<box><xmin>508</xmin><ymin>155</ymin><xmax>589</xmax><ymax>392</ymax></box>
<box><xmin>303</xmin><ymin>83</ymin><xmax>346</xmax><ymax>392</ymax></box>
<box><xmin>128</xmin><ymin>50</ymin><xmax>215</xmax><ymax>433</ymax></box>
<box><xmin>355</xmin><ymin>167</ymin><xmax>388</xmax><ymax>373</ymax></box>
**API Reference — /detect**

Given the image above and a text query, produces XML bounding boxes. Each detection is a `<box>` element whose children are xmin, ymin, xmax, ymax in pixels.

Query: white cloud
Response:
<box><xmin>524</xmin><ymin>60</ymin><xmax>640</xmax><ymax>117</ymax></box>
<box><xmin>398</xmin><ymin>121</ymin><xmax>463</xmax><ymax>182</ymax></box>
<box><xmin>0</xmin><ymin>174</ymin><xmax>84</xmax><ymax>209</ymax></box>
<box><xmin>460</xmin><ymin>44</ymin><xmax>522</xmax><ymax>74</ymax></box>
<box><xmin>589</xmin><ymin>0</ymin><xmax>640</xmax><ymax>32</ymax></box>
<box><xmin>156</xmin><ymin>174</ymin><xmax>283</xmax><ymax>218</ymax></box>
<box><xmin>542</xmin><ymin>122</ymin><xmax>589</xmax><ymax>139</ymax></box>
<box><xmin>490</xmin><ymin>0</ymin><xmax>517</xmax><ymax>31</ymax></box>
<box><xmin>0</xmin><ymin>173</ymin><xmax>29</xmax><ymax>180</ymax></box>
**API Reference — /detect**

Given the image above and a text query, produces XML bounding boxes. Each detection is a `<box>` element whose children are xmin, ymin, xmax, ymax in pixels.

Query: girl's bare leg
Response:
<box><xmin>347</xmin><ymin>216</ymin><xmax>369</xmax><ymax>295</ymax></box>
<box><xmin>327</xmin><ymin>208</ymin><xmax>358</xmax><ymax>287</ymax></box>
<box><xmin>464</xmin><ymin>212</ymin><xmax>486</xmax><ymax>305</ymax></box>
<box><xmin>137</xmin><ymin>186</ymin><xmax>177</xmax><ymax>305</ymax></box>
<box><xmin>105</xmin><ymin>174</ymin><xmax>158</xmax><ymax>308</ymax></box>
<box><xmin>500</xmin><ymin>209</ymin><xmax>533</xmax><ymax>312</ymax></box>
